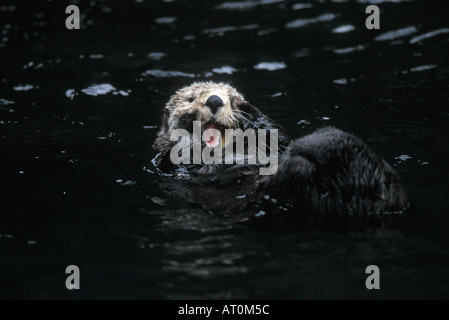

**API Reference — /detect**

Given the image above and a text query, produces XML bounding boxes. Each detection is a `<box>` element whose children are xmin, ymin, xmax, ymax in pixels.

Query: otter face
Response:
<box><xmin>162</xmin><ymin>82</ymin><xmax>247</xmax><ymax>147</ymax></box>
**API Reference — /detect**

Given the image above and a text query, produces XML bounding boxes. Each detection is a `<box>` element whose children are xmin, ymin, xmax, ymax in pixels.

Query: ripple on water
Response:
<box><xmin>285</xmin><ymin>13</ymin><xmax>336</xmax><ymax>29</ymax></box>
<box><xmin>334</xmin><ymin>44</ymin><xmax>365</xmax><ymax>55</ymax></box>
<box><xmin>215</xmin><ymin>0</ymin><xmax>283</xmax><ymax>10</ymax></box>
<box><xmin>183</xmin><ymin>35</ymin><xmax>196</xmax><ymax>41</ymax></box>
<box><xmin>0</xmin><ymin>98</ymin><xmax>15</xmax><ymax>106</ymax></box>
<box><xmin>202</xmin><ymin>24</ymin><xmax>259</xmax><ymax>37</ymax></box>
<box><xmin>394</xmin><ymin>154</ymin><xmax>414</xmax><ymax>166</ymax></box>
<box><xmin>333</xmin><ymin>78</ymin><xmax>348</xmax><ymax>85</ymax></box>
<box><xmin>255</xmin><ymin>210</ymin><xmax>266</xmax><ymax>217</ymax></box>
<box><xmin>155</xmin><ymin>17</ymin><xmax>177</xmax><ymax>24</ymax></box>
<box><xmin>147</xmin><ymin>52</ymin><xmax>166</xmax><ymax>60</ymax></box>
<box><xmin>254</xmin><ymin>62</ymin><xmax>286</xmax><ymax>71</ymax></box>
<box><xmin>356</xmin><ymin>0</ymin><xmax>413</xmax><ymax>3</ymax></box>
<box><xmin>292</xmin><ymin>3</ymin><xmax>313</xmax><ymax>10</ymax></box>
<box><xmin>116</xmin><ymin>179</ymin><xmax>137</xmax><ymax>186</ymax></box>
<box><xmin>257</xmin><ymin>28</ymin><xmax>277</xmax><ymax>36</ymax></box>
<box><xmin>88</xmin><ymin>54</ymin><xmax>103</xmax><ymax>59</ymax></box>
<box><xmin>22</xmin><ymin>60</ymin><xmax>56</xmax><ymax>70</ymax></box>
<box><xmin>65</xmin><ymin>89</ymin><xmax>77</xmax><ymax>100</ymax></box>
<box><xmin>13</xmin><ymin>84</ymin><xmax>36</xmax><ymax>91</ymax></box>
<box><xmin>410</xmin><ymin>64</ymin><xmax>438</xmax><ymax>72</ymax></box>
<box><xmin>141</xmin><ymin>69</ymin><xmax>196</xmax><ymax>78</ymax></box>
<box><xmin>80</xmin><ymin>84</ymin><xmax>131</xmax><ymax>97</ymax></box>
<box><xmin>113</xmin><ymin>90</ymin><xmax>130</xmax><ymax>96</ymax></box>
<box><xmin>82</xmin><ymin>84</ymin><xmax>115</xmax><ymax>96</ymax></box>
<box><xmin>401</xmin><ymin>64</ymin><xmax>438</xmax><ymax>74</ymax></box>
<box><xmin>212</xmin><ymin>66</ymin><xmax>237</xmax><ymax>75</ymax></box>
<box><xmin>396</xmin><ymin>154</ymin><xmax>412</xmax><ymax>161</ymax></box>
<box><xmin>101</xmin><ymin>6</ymin><xmax>112</xmax><ymax>14</ymax></box>
<box><xmin>409</xmin><ymin>28</ymin><xmax>449</xmax><ymax>44</ymax></box>
<box><xmin>0</xmin><ymin>5</ymin><xmax>16</xmax><ymax>12</ymax></box>
<box><xmin>374</xmin><ymin>26</ymin><xmax>418</xmax><ymax>42</ymax></box>
<box><xmin>97</xmin><ymin>132</ymin><xmax>115</xmax><ymax>140</ymax></box>
<box><xmin>332</xmin><ymin>25</ymin><xmax>355</xmax><ymax>33</ymax></box>
<box><xmin>293</xmin><ymin>48</ymin><xmax>310</xmax><ymax>58</ymax></box>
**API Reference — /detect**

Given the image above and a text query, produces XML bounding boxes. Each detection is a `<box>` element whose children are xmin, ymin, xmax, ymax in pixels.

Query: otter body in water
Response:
<box><xmin>153</xmin><ymin>82</ymin><xmax>408</xmax><ymax>228</ymax></box>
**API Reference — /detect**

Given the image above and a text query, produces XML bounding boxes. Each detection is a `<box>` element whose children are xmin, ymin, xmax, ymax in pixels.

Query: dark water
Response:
<box><xmin>1</xmin><ymin>0</ymin><xmax>449</xmax><ymax>299</ymax></box>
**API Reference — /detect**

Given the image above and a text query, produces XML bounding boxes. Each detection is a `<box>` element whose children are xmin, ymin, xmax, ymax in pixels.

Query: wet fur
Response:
<box><xmin>153</xmin><ymin>82</ymin><xmax>409</xmax><ymax>229</ymax></box>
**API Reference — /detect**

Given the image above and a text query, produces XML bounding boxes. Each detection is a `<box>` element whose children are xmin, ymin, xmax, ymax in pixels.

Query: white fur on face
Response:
<box><xmin>166</xmin><ymin>82</ymin><xmax>244</xmax><ymax>131</ymax></box>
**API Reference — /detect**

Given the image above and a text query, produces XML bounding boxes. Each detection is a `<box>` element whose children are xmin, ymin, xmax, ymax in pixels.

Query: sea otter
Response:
<box><xmin>153</xmin><ymin>82</ymin><xmax>408</xmax><ymax>229</ymax></box>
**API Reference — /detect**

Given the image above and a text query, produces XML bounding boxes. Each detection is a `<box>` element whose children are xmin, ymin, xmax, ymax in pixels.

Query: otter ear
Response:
<box><xmin>230</xmin><ymin>95</ymin><xmax>247</xmax><ymax>109</ymax></box>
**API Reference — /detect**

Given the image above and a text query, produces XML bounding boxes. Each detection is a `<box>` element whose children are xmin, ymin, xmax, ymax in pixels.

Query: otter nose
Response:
<box><xmin>205</xmin><ymin>95</ymin><xmax>224</xmax><ymax>114</ymax></box>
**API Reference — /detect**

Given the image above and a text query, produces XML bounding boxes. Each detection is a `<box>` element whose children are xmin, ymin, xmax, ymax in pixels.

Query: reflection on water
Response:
<box><xmin>1</xmin><ymin>0</ymin><xmax>449</xmax><ymax>299</ymax></box>
<box><xmin>410</xmin><ymin>28</ymin><xmax>449</xmax><ymax>43</ymax></box>
<box><xmin>216</xmin><ymin>0</ymin><xmax>284</xmax><ymax>11</ymax></box>
<box><xmin>332</xmin><ymin>25</ymin><xmax>355</xmax><ymax>33</ymax></box>
<box><xmin>286</xmin><ymin>13</ymin><xmax>336</xmax><ymax>29</ymax></box>
<box><xmin>374</xmin><ymin>26</ymin><xmax>418</xmax><ymax>41</ymax></box>
<box><xmin>254</xmin><ymin>62</ymin><xmax>287</xmax><ymax>71</ymax></box>
<box><xmin>334</xmin><ymin>44</ymin><xmax>366</xmax><ymax>54</ymax></box>
<box><xmin>212</xmin><ymin>66</ymin><xmax>237</xmax><ymax>75</ymax></box>
<box><xmin>147</xmin><ymin>52</ymin><xmax>166</xmax><ymax>60</ymax></box>
<box><xmin>142</xmin><ymin>69</ymin><xmax>196</xmax><ymax>78</ymax></box>
<box><xmin>202</xmin><ymin>24</ymin><xmax>260</xmax><ymax>37</ymax></box>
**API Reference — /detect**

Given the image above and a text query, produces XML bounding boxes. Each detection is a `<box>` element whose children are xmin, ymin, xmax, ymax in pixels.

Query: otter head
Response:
<box><xmin>158</xmin><ymin>82</ymin><xmax>248</xmax><ymax>149</ymax></box>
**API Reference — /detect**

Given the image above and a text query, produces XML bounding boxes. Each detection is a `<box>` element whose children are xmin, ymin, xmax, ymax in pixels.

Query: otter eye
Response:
<box><xmin>187</xmin><ymin>97</ymin><xmax>195</xmax><ymax>103</ymax></box>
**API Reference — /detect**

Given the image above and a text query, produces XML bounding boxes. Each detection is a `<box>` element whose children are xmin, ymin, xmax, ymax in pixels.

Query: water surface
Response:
<box><xmin>1</xmin><ymin>0</ymin><xmax>449</xmax><ymax>299</ymax></box>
